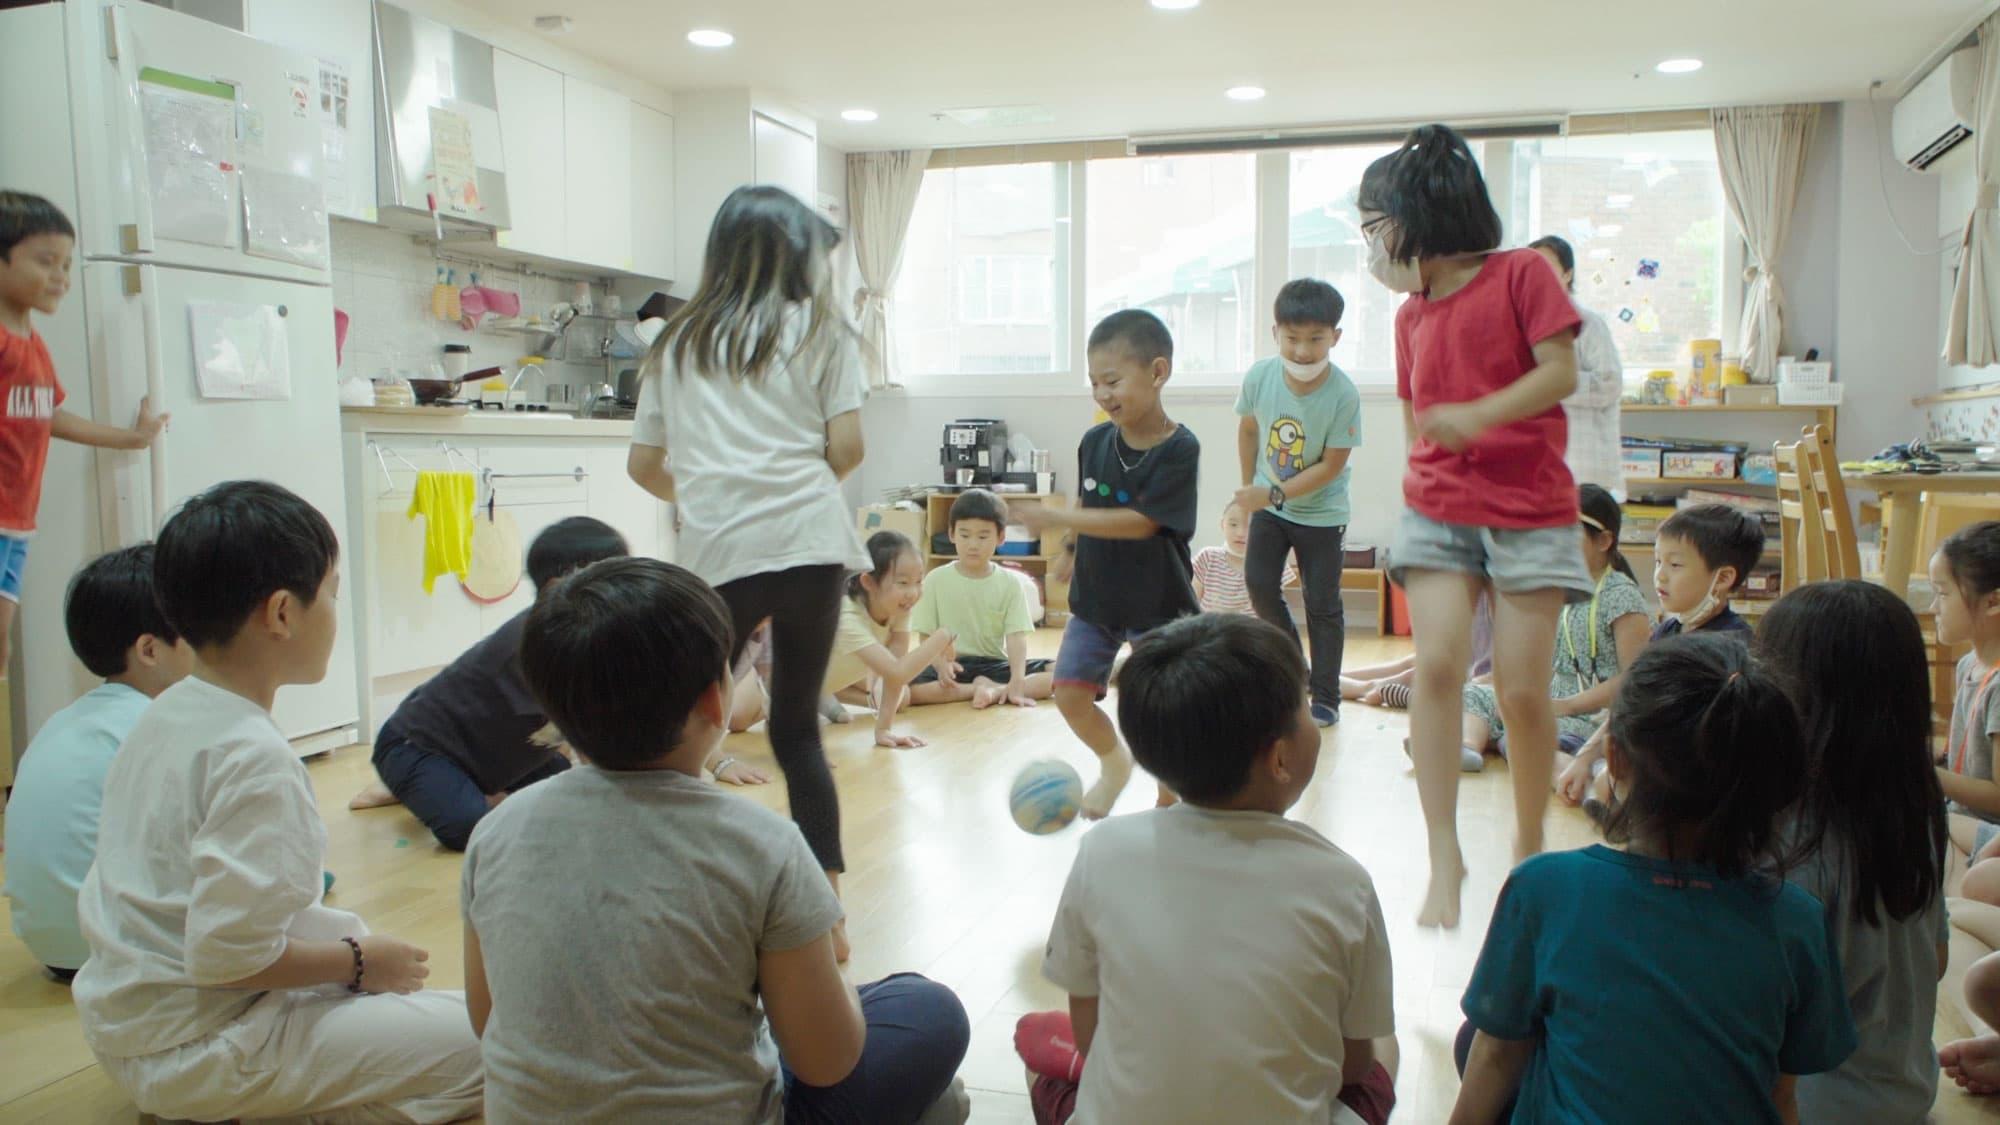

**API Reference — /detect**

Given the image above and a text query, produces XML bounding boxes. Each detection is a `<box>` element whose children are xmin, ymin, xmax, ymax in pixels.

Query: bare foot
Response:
<box><xmin>831</xmin><ymin>918</ymin><xmax>852</xmax><ymax>964</ymax></box>
<box><xmin>1942</xmin><ymin>1036</ymin><xmax>2000</xmax><ymax>1094</ymax></box>
<box><xmin>1361</xmin><ymin>685</ymin><xmax>1385</xmax><ymax>706</ymax></box>
<box><xmin>347</xmin><ymin>781</ymin><xmax>399</xmax><ymax>810</ymax></box>
<box><xmin>1082</xmin><ymin>748</ymin><xmax>1133</xmax><ymax>820</ymax></box>
<box><xmin>969</xmin><ymin>678</ymin><xmax>1005</xmax><ymax>710</ymax></box>
<box><xmin>1418</xmin><ymin>849</ymin><xmax>1467</xmax><ymax>929</ymax></box>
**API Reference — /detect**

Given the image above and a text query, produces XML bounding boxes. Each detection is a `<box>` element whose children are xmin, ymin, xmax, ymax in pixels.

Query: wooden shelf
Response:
<box><xmin>1629</xmin><ymin>477</ymin><xmax>1777</xmax><ymax>488</ymax></box>
<box><xmin>1621</xmin><ymin>403</ymin><xmax>1835</xmax><ymax>414</ymax></box>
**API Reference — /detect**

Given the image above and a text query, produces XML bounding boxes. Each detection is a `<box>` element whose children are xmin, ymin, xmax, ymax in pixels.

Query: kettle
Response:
<box><xmin>616</xmin><ymin>367</ymin><xmax>642</xmax><ymax>406</ymax></box>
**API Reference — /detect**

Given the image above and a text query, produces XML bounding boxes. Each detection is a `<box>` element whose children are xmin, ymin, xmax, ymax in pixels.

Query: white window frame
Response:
<box><xmin>957</xmin><ymin>253</ymin><xmax>1055</xmax><ymax>326</ymax></box>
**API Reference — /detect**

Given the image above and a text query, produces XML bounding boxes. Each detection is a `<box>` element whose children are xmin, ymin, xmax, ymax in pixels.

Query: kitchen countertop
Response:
<box><xmin>341</xmin><ymin>408</ymin><xmax>635</xmax><ymax>439</ymax></box>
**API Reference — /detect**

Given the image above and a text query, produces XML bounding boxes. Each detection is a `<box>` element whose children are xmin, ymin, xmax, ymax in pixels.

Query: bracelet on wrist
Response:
<box><xmin>340</xmin><ymin>935</ymin><xmax>364</xmax><ymax>994</ymax></box>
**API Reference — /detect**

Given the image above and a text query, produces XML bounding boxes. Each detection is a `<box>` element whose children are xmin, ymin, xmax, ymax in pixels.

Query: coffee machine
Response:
<box><xmin>940</xmin><ymin>418</ymin><xmax>1008</xmax><ymax>485</ymax></box>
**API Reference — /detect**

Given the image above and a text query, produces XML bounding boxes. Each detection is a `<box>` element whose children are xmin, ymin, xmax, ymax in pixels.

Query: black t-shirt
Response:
<box><xmin>375</xmin><ymin>610</ymin><xmax>556</xmax><ymax>792</ymax></box>
<box><xmin>1069</xmin><ymin>421</ymin><xmax>1201</xmax><ymax>630</ymax></box>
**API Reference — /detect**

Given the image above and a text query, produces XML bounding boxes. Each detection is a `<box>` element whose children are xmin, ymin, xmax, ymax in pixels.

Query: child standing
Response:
<box><xmin>74</xmin><ymin>481</ymin><xmax>481</xmax><ymax>1122</ymax></box>
<box><xmin>1019</xmin><ymin>310</ymin><xmax>1200</xmax><ymax>817</ymax></box>
<box><xmin>467</xmin><ymin>557</ymin><xmax>970</xmax><ymax>1123</ymax></box>
<box><xmin>1931</xmin><ymin>521</ymin><xmax>2000</xmax><ymax>861</ymax></box>
<box><xmin>0</xmin><ymin>191</ymin><xmax>166</xmax><ymax>675</ymax></box>
<box><xmin>627</xmin><ymin>185</ymin><xmax>867</xmax><ymax>958</ymax></box>
<box><xmin>1451</xmin><ymin>635</ymin><xmax>1855</xmax><ymax>1124</ymax></box>
<box><xmin>1018</xmin><ymin>614</ymin><xmax>1396</xmax><ymax>1125</ymax></box>
<box><xmin>1190</xmin><ymin>501</ymin><xmax>1295</xmax><ymax>616</ymax></box>
<box><xmin>821</xmin><ymin>530</ymin><xmax>958</xmax><ymax>748</ymax></box>
<box><xmin>1760</xmin><ymin>581</ymin><xmax>1949</xmax><ymax>1124</ymax></box>
<box><xmin>909</xmin><ymin>488</ymin><xmax>1054</xmax><ymax>709</ymax></box>
<box><xmin>1360</xmin><ymin>125</ymin><xmax>1589</xmax><ymax>927</ymax></box>
<box><xmin>1232</xmin><ymin>278</ymin><xmax>1363</xmax><ymax>726</ymax></box>
<box><xmin>3</xmin><ymin>545</ymin><xmax>191</xmax><ymax>981</ymax></box>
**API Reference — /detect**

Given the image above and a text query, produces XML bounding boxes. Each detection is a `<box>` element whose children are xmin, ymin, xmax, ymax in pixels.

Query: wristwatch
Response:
<box><xmin>1268</xmin><ymin>483</ymin><xmax>1286</xmax><ymax>510</ymax></box>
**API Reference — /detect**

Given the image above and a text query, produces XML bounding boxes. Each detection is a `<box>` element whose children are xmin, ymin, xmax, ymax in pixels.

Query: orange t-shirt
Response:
<box><xmin>0</xmin><ymin>322</ymin><xmax>65</xmax><ymax>532</ymax></box>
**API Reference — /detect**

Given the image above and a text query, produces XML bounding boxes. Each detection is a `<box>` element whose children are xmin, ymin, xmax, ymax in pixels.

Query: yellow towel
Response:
<box><xmin>408</xmin><ymin>471</ymin><xmax>477</xmax><ymax>593</ymax></box>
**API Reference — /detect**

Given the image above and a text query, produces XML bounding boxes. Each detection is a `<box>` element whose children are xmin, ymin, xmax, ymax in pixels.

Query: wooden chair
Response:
<box><xmin>1774</xmin><ymin>437</ymin><xmax>1828</xmax><ymax>592</ymax></box>
<box><xmin>1799</xmin><ymin>423</ymin><xmax>1864</xmax><ymax>580</ymax></box>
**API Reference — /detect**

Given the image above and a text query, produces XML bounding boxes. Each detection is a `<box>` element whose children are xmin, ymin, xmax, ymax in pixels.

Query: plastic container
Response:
<box><xmin>1687</xmin><ymin>338</ymin><xmax>1723</xmax><ymax>403</ymax></box>
<box><xmin>1719</xmin><ymin>355</ymin><xmax>1747</xmax><ymax>385</ymax></box>
<box><xmin>441</xmin><ymin>343</ymin><xmax>472</xmax><ymax>381</ymax></box>
<box><xmin>1777</xmin><ymin>360</ymin><xmax>1841</xmax><ymax>405</ymax></box>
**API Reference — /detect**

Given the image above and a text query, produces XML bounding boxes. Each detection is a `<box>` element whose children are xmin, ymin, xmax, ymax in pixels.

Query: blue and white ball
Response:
<box><xmin>1010</xmin><ymin>759</ymin><xmax>1084</xmax><ymax>835</ymax></box>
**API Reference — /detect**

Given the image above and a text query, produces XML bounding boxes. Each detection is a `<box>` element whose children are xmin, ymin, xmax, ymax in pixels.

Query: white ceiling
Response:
<box><xmin>478</xmin><ymin>0</ymin><xmax>1994</xmax><ymax>151</ymax></box>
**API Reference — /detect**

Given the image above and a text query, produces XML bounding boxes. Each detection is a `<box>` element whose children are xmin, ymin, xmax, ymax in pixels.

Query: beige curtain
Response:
<box><xmin>1949</xmin><ymin>13</ymin><xmax>2000</xmax><ymax>367</ymax></box>
<box><xmin>1711</xmin><ymin>104</ymin><xmax>1820</xmax><ymax>381</ymax></box>
<box><xmin>846</xmin><ymin>149</ymin><xmax>931</xmax><ymax>388</ymax></box>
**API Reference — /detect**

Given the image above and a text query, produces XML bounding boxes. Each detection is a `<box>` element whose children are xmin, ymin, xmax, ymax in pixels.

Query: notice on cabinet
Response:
<box><xmin>189</xmin><ymin>300</ymin><xmax>292</xmax><ymax>401</ymax></box>
<box><xmin>429</xmin><ymin>106</ymin><xmax>480</xmax><ymax>219</ymax></box>
<box><xmin>139</xmin><ymin>68</ymin><xmax>239</xmax><ymax>249</ymax></box>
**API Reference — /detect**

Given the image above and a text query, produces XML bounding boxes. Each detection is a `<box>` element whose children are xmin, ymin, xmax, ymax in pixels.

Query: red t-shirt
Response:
<box><xmin>1395</xmin><ymin>248</ymin><xmax>1583</xmax><ymax>529</ymax></box>
<box><xmin>0</xmin><ymin>322</ymin><xmax>65</xmax><ymax>533</ymax></box>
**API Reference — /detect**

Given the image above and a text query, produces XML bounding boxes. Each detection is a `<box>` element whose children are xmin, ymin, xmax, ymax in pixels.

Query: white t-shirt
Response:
<box><xmin>631</xmin><ymin>308</ymin><xmax>870</xmax><ymax>589</ymax></box>
<box><xmin>1043</xmin><ymin>803</ymin><xmax>1395</xmax><ymax>1125</ymax></box>
<box><xmin>74</xmin><ymin>677</ymin><xmax>367</xmax><ymax>1059</ymax></box>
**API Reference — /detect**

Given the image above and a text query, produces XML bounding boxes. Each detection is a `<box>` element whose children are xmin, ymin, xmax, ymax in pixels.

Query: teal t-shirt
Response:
<box><xmin>1464</xmin><ymin>846</ymin><xmax>1855</xmax><ymax>1125</ymax></box>
<box><xmin>1232</xmin><ymin>357</ymin><xmax>1362</xmax><ymax>527</ymax></box>
<box><xmin>2</xmin><ymin>682</ymin><xmax>151</xmax><ymax>969</ymax></box>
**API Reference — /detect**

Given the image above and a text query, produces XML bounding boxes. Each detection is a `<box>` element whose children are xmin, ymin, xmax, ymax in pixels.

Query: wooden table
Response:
<box><xmin>1842</xmin><ymin>470</ymin><xmax>2000</xmax><ymax>597</ymax></box>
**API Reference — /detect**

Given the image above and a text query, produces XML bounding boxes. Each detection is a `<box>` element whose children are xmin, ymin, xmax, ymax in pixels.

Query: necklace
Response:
<box><xmin>1114</xmin><ymin>427</ymin><xmax>1171</xmax><ymax>473</ymax></box>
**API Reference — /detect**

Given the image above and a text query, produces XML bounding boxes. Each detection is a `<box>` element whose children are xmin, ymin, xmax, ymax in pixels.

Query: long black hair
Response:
<box><xmin>1602</xmin><ymin>634</ymin><xmax>1805</xmax><ymax>879</ymax></box>
<box><xmin>1356</xmin><ymin>124</ymin><xmax>1502</xmax><ymax>262</ymax></box>
<box><xmin>1758</xmin><ymin>581</ymin><xmax>1945</xmax><ymax>924</ymax></box>
<box><xmin>1579</xmin><ymin>483</ymin><xmax>1634</xmax><ymax>582</ymax></box>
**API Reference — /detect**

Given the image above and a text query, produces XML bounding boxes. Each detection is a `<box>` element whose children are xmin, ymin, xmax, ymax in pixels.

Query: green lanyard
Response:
<box><xmin>1561</xmin><ymin>569</ymin><xmax>1610</xmax><ymax>679</ymax></box>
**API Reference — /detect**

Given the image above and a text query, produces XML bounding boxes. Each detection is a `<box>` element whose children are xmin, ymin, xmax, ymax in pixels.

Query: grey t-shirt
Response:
<box><xmin>1786</xmin><ymin>833</ymin><xmax>1947</xmax><ymax>1124</ymax></box>
<box><xmin>462</xmin><ymin>765</ymin><xmax>843</xmax><ymax>1124</ymax></box>
<box><xmin>1949</xmin><ymin>651</ymin><xmax>2000</xmax><ymax>822</ymax></box>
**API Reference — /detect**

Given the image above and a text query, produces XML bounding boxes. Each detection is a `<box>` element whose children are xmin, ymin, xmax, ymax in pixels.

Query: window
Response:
<box><xmin>1086</xmin><ymin>153</ymin><xmax>1257</xmax><ymax>375</ymax></box>
<box><xmin>1504</xmin><ymin>130</ymin><xmax>1727</xmax><ymax>371</ymax></box>
<box><xmin>893</xmin><ymin>163</ymin><xmax>1069</xmax><ymax>376</ymax></box>
<box><xmin>1287</xmin><ymin>144</ymin><xmax>1405</xmax><ymax>380</ymax></box>
<box><xmin>958</xmin><ymin>254</ymin><xmax>1053</xmax><ymax>324</ymax></box>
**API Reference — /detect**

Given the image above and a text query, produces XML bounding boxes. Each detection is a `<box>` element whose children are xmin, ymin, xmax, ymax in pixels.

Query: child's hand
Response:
<box><xmin>1050</xmin><ymin>545</ymin><xmax>1075</xmax><ymax>585</ymax></box>
<box><xmin>714</xmin><ymin>759</ymin><xmax>771</xmax><ymax>786</ymax></box>
<box><xmin>1555</xmin><ymin>756</ymin><xmax>1594</xmax><ymax>805</ymax></box>
<box><xmin>132</xmin><ymin>396</ymin><xmax>169</xmax><ymax>446</ymax></box>
<box><xmin>1003</xmin><ymin>684</ymin><xmax>1037</xmax><ymax>708</ymax></box>
<box><xmin>875</xmin><ymin>727</ymin><xmax>926</xmax><ymax>749</ymax></box>
<box><xmin>355</xmin><ymin>935</ymin><xmax>431</xmax><ymax>994</ymax></box>
<box><xmin>1232</xmin><ymin>483</ymin><xmax>1271</xmax><ymax>512</ymax></box>
<box><xmin>1415</xmin><ymin>401</ymin><xmax>1492</xmax><ymax>452</ymax></box>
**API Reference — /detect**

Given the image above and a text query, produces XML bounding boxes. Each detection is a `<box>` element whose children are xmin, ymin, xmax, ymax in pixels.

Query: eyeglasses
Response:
<box><xmin>1359</xmin><ymin>214</ymin><xmax>1390</xmax><ymax>237</ymax></box>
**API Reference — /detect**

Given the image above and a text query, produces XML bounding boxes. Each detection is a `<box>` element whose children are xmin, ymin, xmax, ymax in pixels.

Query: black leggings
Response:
<box><xmin>718</xmin><ymin>564</ymin><xmax>847</xmax><ymax>872</ymax></box>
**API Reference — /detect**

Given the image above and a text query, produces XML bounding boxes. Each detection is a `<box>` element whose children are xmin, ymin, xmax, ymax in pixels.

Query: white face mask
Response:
<box><xmin>1672</xmin><ymin>575</ymin><xmax>1730</xmax><ymax>629</ymax></box>
<box><xmin>1366</xmin><ymin>230</ymin><xmax>1424</xmax><ymax>293</ymax></box>
<box><xmin>1280</xmin><ymin>357</ymin><xmax>1328</xmax><ymax>379</ymax></box>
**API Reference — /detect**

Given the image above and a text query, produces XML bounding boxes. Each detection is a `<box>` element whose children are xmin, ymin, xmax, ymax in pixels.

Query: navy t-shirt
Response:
<box><xmin>1650</xmin><ymin>606</ymin><xmax>1750</xmax><ymax>641</ymax></box>
<box><xmin>376</xmin><ymin>610</ymin><xmax>559</xmax><ymax>792</ymax></box>
<box><xmin>1068</xmin><ymin>422</ymin><xmax>1200</xmax><ymax>630</ymax></box>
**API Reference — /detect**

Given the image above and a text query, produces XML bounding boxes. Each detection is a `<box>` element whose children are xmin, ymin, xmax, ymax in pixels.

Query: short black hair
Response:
<box><xmin>1656</xmin><ymin>504</ymin><xmax>1765</xmax><ymax>591</ymax></box>
<box><xmin>1087</xmin><ymin>309</ymin><xmax>1173</xmax><ymax>365</ymax></box>
<box><xmin>0</xmin><ymin>191</ymin><xmax>76</xmax><ymax>261</ymax></box>
<box><xmin>1357</xmin><ymin>124</ymin><xmax>1502</xmax><ymax>261</ymax></box>
<box><xmin>520</xmin><ymin>558</ymin><xmax>733</xmax><ymax>770</ymax></box>
<box><xmin>1941</xmin><ymin>520</ymin><xmax>2000</xmax><ymax>601</ymax></box>
<box><xmin>1603</xmin><ymin>634</ymin><xmax>1805</xmax><ymax>879</ymax></box>
<box><xmin>526</xmin><ymin>516</ymin><xmax>629</xmax><ymax>592</ymax></box>
<box><xmin>1116</xmin><ymin>614</ymin><xmax>1307</xmax><ymax>804</ymax></box>
<box><xmin>154</xmin><ymin>481</ymin><xmax>338</xmax><ymax>649</ymax></box>
<box><xmin>1528</xmin><ymin>235</ymin><xmax>1575</xmax><ymax>292</ymax></box>
<box><xmin>65</xmin><ymin>544</ymin><xmax>177</xmax><ymax>678</ymax></box>
<box><xmin>1273</xmin><ymin>278</ymin><xmax>1344</xmax><ymax>329</ymax></box>
<box><xmin>948</xmin><ymin>488</ymin><xmax>1008</xmax><ymax>532</ymax></box>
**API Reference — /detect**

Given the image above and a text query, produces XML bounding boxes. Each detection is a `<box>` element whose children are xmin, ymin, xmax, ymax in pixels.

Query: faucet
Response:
<box><xmin>505</xmin><ymin>358</ymin><xmax>544</xmax><ymax>409</ymax></box>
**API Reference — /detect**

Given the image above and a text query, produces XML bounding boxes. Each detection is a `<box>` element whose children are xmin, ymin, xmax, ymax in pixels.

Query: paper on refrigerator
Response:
<box><xmin>242</xmin><ymin>166</ymin><xmax>329</xmax><ymax>269</ymax></box>
<box><xmin>189</xmin><ymin>300</ymin><xmax>292</xmax><ymax>400</ymax></box>
<box><xmin>138</xmin><ymin>68</ymin><xmax>240</xmax><ymax>249</ymax></box>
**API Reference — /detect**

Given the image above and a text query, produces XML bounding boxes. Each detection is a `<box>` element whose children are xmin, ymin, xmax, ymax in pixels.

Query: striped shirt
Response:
<box><xmin>1192</xmin><ymin>546</ymin><xmax>1295</xmax><ymax>616</ymax></box>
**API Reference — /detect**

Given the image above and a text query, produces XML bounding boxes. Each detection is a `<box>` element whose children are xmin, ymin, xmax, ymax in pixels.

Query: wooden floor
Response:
<box><xmin>4</xmin><ymin>629</ymin><xmax>1999</xmax><ymax>1123</ymax></box>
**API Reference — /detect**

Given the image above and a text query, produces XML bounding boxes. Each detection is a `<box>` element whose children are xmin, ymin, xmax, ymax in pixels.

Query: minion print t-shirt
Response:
<box><xmin>1232</xmin><ymin>357</ymin><xmax>1363</xmax><ymax>528</ymax></box>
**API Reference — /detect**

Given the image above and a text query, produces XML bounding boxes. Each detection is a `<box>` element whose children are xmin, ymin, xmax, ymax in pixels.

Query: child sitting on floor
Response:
<box><xmin>821</xmin><ymin>530</ymin><xmax>958</xmax><ymax>747</ymax></box>
<box><xmin>3</xmin><ymin>545</ymin><xmax>191</xmax><ymax>982</ymax></box>
<box><xmin>466</xmin><ymin>556</ymin><xmax>970</xmax><ymax>1123</ymax></box>
<box><xmin>1934</xmin><ymin>521</ymin><xmax>2000</xmax><ymax>870</ymax></box>
<box><xmin>908</xmin><ymin>488</ymin><xmax>1055</xmax><ymax>709</ymax></box>
<box><xmin>1451</xmin><ymin>634</ymin><xmax>1854</xmax><ymax>1124</ymax></box>
<box><xmin>1017</xmin><ymin>613</ymin><xmax>1397</xmax><ymax>1125</ymax></box>
<box><xmin>74</xmin><ymin>481</ymin><xmax>482</xmax><ymax>1122</ymax></box>
<box><xmin>1190</xmin><ymin>500</ymin><xmax>1296</xmax><ymax>616</ymax></box>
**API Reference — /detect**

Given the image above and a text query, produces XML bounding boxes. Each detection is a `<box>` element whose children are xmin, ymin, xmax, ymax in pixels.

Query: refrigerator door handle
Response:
<box><xmin>106</xmin><ymin>4</ymin><xmax>157</xmax><ymax>256</ymax></box>
<box><xmin>135</xmin><ymin>265</ymin><xmax>168</xmax><ymax>531</ymax></box>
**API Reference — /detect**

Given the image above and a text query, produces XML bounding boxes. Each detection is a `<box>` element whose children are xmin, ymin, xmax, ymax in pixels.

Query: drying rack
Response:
<box><xmin>365</xmin><ymin>440</ymin><xmax>586</xmax><ymax>497</ymax></box>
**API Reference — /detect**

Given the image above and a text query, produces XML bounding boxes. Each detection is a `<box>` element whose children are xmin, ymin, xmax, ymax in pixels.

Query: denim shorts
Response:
<box><xmin>0</xmin><ymin>533</ymin><xmax>29</xmax><ymax>603</ymax></box>
<box><xmin>1052</xmin><ymin>617</ymin><xmax>1153</xmax><ymax>698</ymax></box>
<box><xmin>1389</xmin><ymin>509</ymin><xmax>1593</xmax><ymax>603</ymax></box>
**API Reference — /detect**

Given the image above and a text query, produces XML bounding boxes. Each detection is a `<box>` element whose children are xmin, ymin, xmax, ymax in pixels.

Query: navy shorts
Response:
<box><xmin>912</xmin><ymin>654</ymin><xmax>1052</xmax><ymax>685</ymax></box>
<box><xmin>1052</xmin><ymin>617</ymin><xmax>1154</xmax><ymax>698</ymax></box>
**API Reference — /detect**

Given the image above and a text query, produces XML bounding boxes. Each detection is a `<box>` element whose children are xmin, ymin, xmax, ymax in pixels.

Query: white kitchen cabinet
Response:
<box><xmin>476</xmin><ymin>499</ymin><xmax>588</xmax><ymax>635</ymax></box>
<box><xmin>563</xmin><ymin>77</ymin><xmax>634</xmax><ymax>272</ymax></box>
<box><xmin>493</xmin><ymin>50</ymin><xmax>567</xmax><ymax>260</ymax></box>
<box><xmin>630</xmin><ymin>105</ymin><xmax>677</xmax><ymax>281</ymax></box>
<box><xmin>242</xmin><ymin>0</ymin><xmax>377</xmax><ymax>223</ymax></box>
<box><xmin>754</xmin><ymin>112</ymin><xmax>818</xmax><ymax>202</ymax></box>
<box><xmin>360</xmin><ymin>438</ymin><xmax>483</xmax><ymax>679</ymax></box>
<box><xmin>584</xmin><ymin>446</ymin><xmax>672</xmax><ymax>561</ymax></box>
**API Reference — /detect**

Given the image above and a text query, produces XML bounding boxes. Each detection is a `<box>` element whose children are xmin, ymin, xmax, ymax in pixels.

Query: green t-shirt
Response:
<box><xmin>1233</xmin><ymin>357</ymin><xmax>1363</xmax><ymax>527</ymax></box>
<box><xmin>910</xmin><ymin>561</ymin><xmax>1033</xmax><ymax>660</ymax></box>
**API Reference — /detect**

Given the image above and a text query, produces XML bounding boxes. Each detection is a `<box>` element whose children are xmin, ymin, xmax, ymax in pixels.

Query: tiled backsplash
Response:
<box><xmin>1926</xmin><ymin>393</ymin><xmax>2000</xmax><ymax>444</ymax></box>
<box><xmin>329</xmin><ymin>219</ymin><xmax>622</xmax><ymax>398</ymax></box>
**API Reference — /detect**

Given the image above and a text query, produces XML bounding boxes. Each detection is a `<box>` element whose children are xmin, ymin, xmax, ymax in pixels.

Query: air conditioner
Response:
<box><xmin>1894</xmin><ymin>46</ymin><xmax>1980</xmax><ymax>171</ymax></box>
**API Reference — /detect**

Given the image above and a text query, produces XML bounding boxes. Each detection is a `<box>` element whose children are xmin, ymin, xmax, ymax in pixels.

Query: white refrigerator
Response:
<box><xmin>0</xmin><ymin>1</ymin><xmax>360</xmax><ymax>751</ymax></box>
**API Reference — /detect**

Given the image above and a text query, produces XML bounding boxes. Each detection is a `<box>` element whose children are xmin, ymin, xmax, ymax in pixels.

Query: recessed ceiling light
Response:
<box><xmin>533</xmin><ymin>15</ymin><xmax>573</xmax><ymax>33</ymax></box>
<box><xmin>687</xmin><ymin>28</ymin><xmax>734</xmax><ymax>48</ymax></box>
<box><xmin>1150</xmin><ymin>0</ymin><xmax>1201</xmax><ymax>9</ymax></box>
<box><xmin>1226</xmin><ymin>85</ymin><xmax>1266</xmax><ymax>101</ymax></box>
<box><xmin>1655</xmin><ymin>57</ymin><xmax>1703</xmax><ymax>75</ymax></box>
<box><xmin>840</xmin><ymin>108</ymin><xmax>878</xmax><ymax>123</ymax></box>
